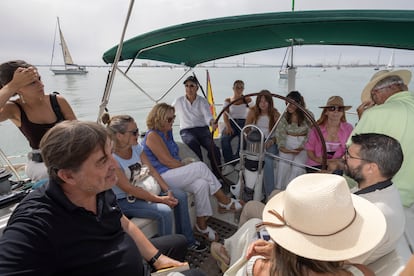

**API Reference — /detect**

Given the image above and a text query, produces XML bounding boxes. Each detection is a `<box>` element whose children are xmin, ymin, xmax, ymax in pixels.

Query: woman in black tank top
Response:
<box><xmin>0</xmin><ymin>60</ymin><xmax>76</xmax><ymax>181</ymax></box>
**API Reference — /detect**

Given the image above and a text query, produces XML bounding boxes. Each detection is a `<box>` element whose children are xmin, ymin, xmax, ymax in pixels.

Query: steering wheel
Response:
<box><xmin>210</xmin><ymin>92</ymin><xmax>328</xmax><ymax>188</ymax></box>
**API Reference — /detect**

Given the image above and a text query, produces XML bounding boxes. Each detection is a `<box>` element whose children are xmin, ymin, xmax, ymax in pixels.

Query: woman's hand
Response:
<box><xmin>265</xmin><ymin>139</ymin><xmax>274</xmax><ymax>149</ymax></box>
<box><xmin>223</xmin><ymin>125</ymin><xmax>234</xmax><ymax>135</ymax></box>
<box><xmin>245</xmin><ymin>239</ymin><xmax>275</xmax><ymax>260</ymax></box>
<box><xmin>160</xmin><ymin>192</ymin><xmax>178</xmax><ymax>208</ymax></box>
<box><xmin>8</xmin><ymin>67</ymin><xmax>38</xmax><ymax>91</ymax></box>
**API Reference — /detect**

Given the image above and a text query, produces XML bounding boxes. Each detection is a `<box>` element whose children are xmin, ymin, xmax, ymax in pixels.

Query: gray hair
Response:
<box><xmin>373</xmin><ymin>75</ymin><xmax>405</xmax><ymax>91</ymax></box>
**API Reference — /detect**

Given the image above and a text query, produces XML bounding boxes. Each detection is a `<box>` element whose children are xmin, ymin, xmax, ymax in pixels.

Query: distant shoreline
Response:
<box><xmin>36</xmin><ymin>64</ymin><xmax>414</xmax><ymax>68</ymax></box>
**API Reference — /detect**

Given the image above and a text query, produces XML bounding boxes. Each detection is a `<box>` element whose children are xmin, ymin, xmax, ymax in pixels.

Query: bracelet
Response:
<box><xmin>148</xmin><ymin>250</ymin><xmax>161</xmax><ymax>267</ymax></box>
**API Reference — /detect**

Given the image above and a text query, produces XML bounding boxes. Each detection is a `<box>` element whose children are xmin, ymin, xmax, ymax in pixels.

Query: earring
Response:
<box><xmin>19</xmin><ymin>94</ymin><xmax>26</xmax><ymax>104</ymax></box>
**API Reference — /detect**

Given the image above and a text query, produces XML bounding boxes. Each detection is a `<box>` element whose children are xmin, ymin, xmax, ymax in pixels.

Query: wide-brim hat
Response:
<box><xmin>318</xmin><ymin>96</ymin><xmax>352</xmax><ymax>111</ymax></box>
<box><xmin>262</xmin><ymin>173</ymin><xmax>386</xmax><ymax>261</ymax></box>
<box><xmin>361</xmin><ymin>69</ymin><xmax>412</xmax><ymax>102</ymax></box>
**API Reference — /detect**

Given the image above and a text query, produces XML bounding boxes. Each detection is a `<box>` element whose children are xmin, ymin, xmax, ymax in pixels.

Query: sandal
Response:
<box><xmin>218</xmin><ymin>198</ymin><xmax>244</xmax><ymax>214</ymax></box>
<box><xmin>210</xmin><ymin>242</ymin><xmax>230</xmax><ymax>272</ymax></box>
<box><xmin>194</xmin><ymin>224</ymin><xmax>219</xmax><ymax>242</ymax></box>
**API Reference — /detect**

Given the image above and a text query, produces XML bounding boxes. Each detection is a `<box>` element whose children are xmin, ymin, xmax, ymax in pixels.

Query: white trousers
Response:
<box><xmin>161</xmin><ymin>161</ymin><xmax>221</xmax><ymax>217</ymax></box>
<box><xmin>275</xmin><ymin>135</ymin><xmax>307</xmax><ymax>190</ymax></box>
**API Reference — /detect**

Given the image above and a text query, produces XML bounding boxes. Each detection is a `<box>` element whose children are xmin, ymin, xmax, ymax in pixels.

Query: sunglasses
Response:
<box><xmin>126</xmin><ymin>128</ymin><xmax>139</xmax><ymax>136</ymax></box>
<box><xmin>326</xmin><ymin>106</ymin><xmax>345</xmax><ymax>112</ymax></box>
<box><xmin>166</xmin><ymin>115</ymin><xmax>176</xmax><ymax>123</ymax></box>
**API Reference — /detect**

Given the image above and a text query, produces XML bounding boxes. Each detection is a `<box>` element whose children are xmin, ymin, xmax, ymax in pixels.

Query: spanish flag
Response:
<box><xmin>206</xmin><ymin>70</ymin><xmax>219</xmax><ymax>138</ymax></box>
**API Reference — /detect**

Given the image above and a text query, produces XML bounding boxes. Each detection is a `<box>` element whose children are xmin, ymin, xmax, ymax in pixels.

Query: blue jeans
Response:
<box><xmin>221</xmin><ymin>119</ymin><xmax>245</xmax><ymax>163</ymax></box>
<box><xmin>180</xmin><ymin>126</ymin><xmax>222</xmax><ymax>177</ymax></box>
<box><xmin>118</xmin><ymin>189</ymin><xmax>196</xmax><ymax>246</ymax></box>
<box><xmin>263</xmin><ymin>144</ymin><xmax>279</xmax><ymax>200</ymax></box>
<box><xmin>168</xmin><ymin>189</ymin><xmax>196</xmax><ymax>246</ymax></box>
<box><xmin>118</xmin><ymin>197</ymin><xmax>173</xmax><ymax>236</ymax></box>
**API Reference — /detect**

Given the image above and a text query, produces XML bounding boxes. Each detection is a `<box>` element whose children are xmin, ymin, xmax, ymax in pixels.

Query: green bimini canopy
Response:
<box><xmin>102</xmin><ymin>10</ymin><xmax>414</xmax><ymax>67</ymax></box>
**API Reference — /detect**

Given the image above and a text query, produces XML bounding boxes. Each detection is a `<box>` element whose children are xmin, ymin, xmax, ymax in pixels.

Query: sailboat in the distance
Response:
<box><xmin>50</xmin><ymin>17</ymin><xmax>88</xmax><ymax>75</ymax></box>
<box><xmin>386</xmin><ymin>49</ymin><xmax>395</xmax><ymax>70</ymax></box>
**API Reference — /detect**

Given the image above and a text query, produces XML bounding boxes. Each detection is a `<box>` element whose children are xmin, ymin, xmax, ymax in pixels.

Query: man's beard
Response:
<box><xmin>344</xmin><ymin>163</ymin><xmax>365</xmax><ymax>184</ymax></box>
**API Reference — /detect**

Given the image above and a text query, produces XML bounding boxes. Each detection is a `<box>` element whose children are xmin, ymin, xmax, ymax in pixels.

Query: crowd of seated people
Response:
<box><xmin>1</xmin><ymin>64</ymin><xmax>413</xmax><ymax>275</ymax></box>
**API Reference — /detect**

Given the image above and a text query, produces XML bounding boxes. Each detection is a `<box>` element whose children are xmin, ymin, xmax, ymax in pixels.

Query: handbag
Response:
<box><xmin>127</xmin><ymin>163</ymin><xmax>161</xmax><ymax>202</ymax></box>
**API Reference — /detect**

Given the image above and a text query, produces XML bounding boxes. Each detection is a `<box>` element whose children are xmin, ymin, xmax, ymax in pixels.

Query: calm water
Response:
<box><xmin>1</xmin><ymin>66</ymin><xmax>413</xmax><ymax>158</ymax></box>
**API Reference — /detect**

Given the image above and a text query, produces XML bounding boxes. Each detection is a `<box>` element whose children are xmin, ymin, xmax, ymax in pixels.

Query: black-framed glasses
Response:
<box><xmin>345</xmin><ymin>148</ymin><xmax>371</xmax><ymax>162</ymax></box>
<box><xmin>326</xmin><ymin>106</ymin><xmax>345</xmax><ymax>112</ymax></box>
<box><xmin>166</xmin><ymin>115</ymin><xmax>176</xmax><ymax>123</ymax></box>
<box><xmin>126</xmin><ymin>128</ymin><xmax>139</xmax><ymax>136</ymax></box>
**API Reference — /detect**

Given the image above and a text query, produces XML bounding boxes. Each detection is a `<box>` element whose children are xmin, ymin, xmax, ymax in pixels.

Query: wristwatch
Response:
<box><xmin>148</xmin><ymin>250</ymin><xmax>161</xmax><ymax>267</ymax></box>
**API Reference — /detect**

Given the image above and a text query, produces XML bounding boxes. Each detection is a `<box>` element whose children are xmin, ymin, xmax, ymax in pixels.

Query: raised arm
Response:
<box><xmin>0</xmin><ymin>67</ymin><xmax>37</xmax><ymax>122</ymax></box>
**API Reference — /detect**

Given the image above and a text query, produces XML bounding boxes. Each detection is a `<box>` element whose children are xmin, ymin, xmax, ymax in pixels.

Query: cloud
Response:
<box><xmin>1</xmin><ymin>0</ymin><xmax>414</xmax><ymax>65</ymax></box>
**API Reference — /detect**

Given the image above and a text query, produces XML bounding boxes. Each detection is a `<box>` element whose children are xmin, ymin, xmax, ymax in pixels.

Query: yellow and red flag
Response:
<box><xmin>206</xmin><ymin>70</ymin><xmax>219</xmax><ymax>138</ymax></box>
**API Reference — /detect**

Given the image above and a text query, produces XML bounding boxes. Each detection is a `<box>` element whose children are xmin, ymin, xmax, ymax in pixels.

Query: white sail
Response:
<box><xmin>387</xmin><ymin>50</ymin><xmax>395</xmax><ymax>70</ymax></box>
<box><xmin>50</xmin><ymin>17</ymin><xmax>87</xmax><ymax>75</ymax></box>
<box><xmin>57</xmin><ymin>18</ymin><xmax>75</xmax><ymax>66</ymax></box>
<box><xmin>374</xmin><ymin>49</ymin><xmax>381</xmax><ymax>70</ymax></box>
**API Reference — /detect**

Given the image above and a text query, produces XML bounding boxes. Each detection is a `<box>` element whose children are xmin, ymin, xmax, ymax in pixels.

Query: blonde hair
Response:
<box><xmin>146</xmin><ymin>103</ymin><xmax>175</xmax><ymax>130</ymax></box>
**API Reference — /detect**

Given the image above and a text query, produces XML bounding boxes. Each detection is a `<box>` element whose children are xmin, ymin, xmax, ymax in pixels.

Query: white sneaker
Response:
<box><xmin>222</xmin><ymin>165</ymin><xmax>234</xmax><ymax>176</ymax></box>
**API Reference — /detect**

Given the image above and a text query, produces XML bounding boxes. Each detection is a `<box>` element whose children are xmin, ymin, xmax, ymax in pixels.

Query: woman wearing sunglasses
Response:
<box><xmin>142</xmin><ymin>103</ymin><xmax>244</xmax><ymax>242</ymax></box>
<box><xmin>305</xmin><ymin>96</ymin><xmax>353</xmax><ymax>173</ymax></box>
<box><xmin>102</xmin><ymin>113</ymin><xmax>207</xmax><ymax>252</ymax></box>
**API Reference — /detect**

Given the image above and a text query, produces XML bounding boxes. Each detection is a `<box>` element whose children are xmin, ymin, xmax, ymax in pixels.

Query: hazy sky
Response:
<box><xmin>1</xmin><ymin>0</ymin><xmax>414</xmax><ymax>66</ymax></box>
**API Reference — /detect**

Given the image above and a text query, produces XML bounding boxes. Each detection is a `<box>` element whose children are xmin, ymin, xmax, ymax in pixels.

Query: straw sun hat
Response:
<box><xmin>318</xmin><ymin>96</ymin><xmax>352</xmax><ymax>111</ymax></box>
<box><xmin>262</xmin><ymin>173</ymin><xmax>386</xmax><ymax>261</ymax></box>
<box><xmin>360</xmin><ymin>69</ymin><xmax>412</xmax><ymax>102</ymax></box>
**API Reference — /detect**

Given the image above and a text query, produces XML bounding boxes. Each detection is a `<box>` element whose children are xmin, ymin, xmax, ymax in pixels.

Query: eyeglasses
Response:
<box><xmin>126</xmin><ymin>128</ymin><xmax>139</xmax><ymax>136</ymax></box>
<box><xmin>326</xmin><ymin>106</ymin><xmax>345</xmax><ymax>112</ymax></box>
<box><xmin>344</xmin><ymin>148</ymin><xmax>371</xmax><ymax>162</ymax></box>
<box><xmin>166</xmin><ymin>115</ymin><xmax>176</xmax><ymax>123</ymax></box>
<box><xmin>185</xmin><ymin>84</ymin><xmax>197</xmax><ymax>88</ymax></box>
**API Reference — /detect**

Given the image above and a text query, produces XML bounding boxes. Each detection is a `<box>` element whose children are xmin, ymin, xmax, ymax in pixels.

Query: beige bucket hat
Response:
<box><xmin>361</xmin><ymin>69</ymin><xmax>411</xmax><ymax>102</ymax></box>
<box><xmin>262</xmin><ymin>173</ymin><xmax>386</xmax><ymax>261</ymax></box>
